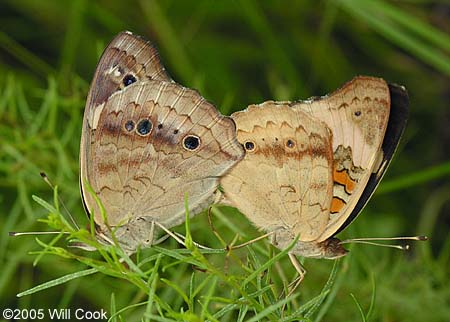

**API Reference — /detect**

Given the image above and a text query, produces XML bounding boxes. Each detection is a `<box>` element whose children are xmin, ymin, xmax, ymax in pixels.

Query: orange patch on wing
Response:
<box><xmin>331</xmin><ymin>197</ymin><xmax>346</xmax><ymax>214</ymax></box>
<box><xmin>333</xmin><ymin>168</ymin><xmax>356</xmax><ymax>194</ymax></box>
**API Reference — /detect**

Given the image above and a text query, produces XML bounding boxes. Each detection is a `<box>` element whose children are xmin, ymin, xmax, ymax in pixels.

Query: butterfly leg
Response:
<box><xmin>228</xmin><ymin>232</ymin><xmax>275</xmax><ymax>250</ymax></box>
<box><xmin>147</xmin><ymin>220</ymin><xmax>156</xmax><ymax>246</ymax></box>
<box><xmin>153</xmin><ymin>221</ymin><xmax>187</xmax><ymax>247</ymax></box>
<box><xmin>153</xmin><ymin>233</ymin><xmax>170</xmax><ymax>245</ymax></box>
<box><xmin>279</xmin><ymin>253</ymin><xmax>306</xmax><ymax>312</ymax></box>
<box><xmin>206</xmin><ymin>206</ymin><xmax>228</xmax><ymax>247</ymax></box>
<box><xmin>152</xmin><ymin>221</ymin><xmax>216</xmax><ymax>250</ymax></box>
<box><xmin>208</xmin><ymin>206</ymin><xmax>274</xmax><ymax>251</ymax></box>
<box><xmin>269</xmin><ymin>233</ymin><xmax>306</xmax><ymax>289</ymax></box>
<box><xmin>288</xmin><ymin>253</ymin><xmax>306</xmax><ymax>292</ymax></box>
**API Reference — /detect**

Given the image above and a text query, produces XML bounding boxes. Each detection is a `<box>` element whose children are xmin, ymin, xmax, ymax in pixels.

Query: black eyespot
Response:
<box><xmin>354</xmin><ymin>110</ymin><xmax>361</xmax><ymax>117</ymax></box>
<box><xmin>286</xmin><ymin>139</ymin><xmax>295</xmax><ymax>149</ymax></box>
<box><xmin>123</xmin><ymin>74</ymin><xmax>137</xmax><ymax>86</ymax></box>
<box><xmin>136</xmin><ymin>119</ymin><xmax>152</xmax><ymax>136</ymax></box>
<box><xmin>173</xmin><ymin>129</ymin><xmax>179</xmax><ymax>134</ymax></box>
<box><xmin>124</xmin><ymin>120</ymin><xmax>135</xmax><ymax>132</ymax></box>
<box><xmin>183</xmin><ymin>135</ymin><xmax>200</xmax><ymax>151</ymax></box>
<box><xmin>244</xmin><ymin>141</ymin><xmax>255</xmax><ymax>151</ymax></box>
<box><xmin>157</xmin><ymin>123</ymin><xmax>163</xmax><ymax>129</ymax></box>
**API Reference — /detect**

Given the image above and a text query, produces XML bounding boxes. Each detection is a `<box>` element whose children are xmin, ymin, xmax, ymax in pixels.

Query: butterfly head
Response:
<box><xmin>287</xmin><ymin>237</ymin><xmax>348</xmax><ymax>259</ymax></box>
<box><xmin>274</xmin><ymin>229</ymin><xmax>348</xmax><ymax>259</ymax></box>
<box><xmin>318</xmin><ymin>238</ymin><xmax>348</xmax><ymax>259</ymax></box>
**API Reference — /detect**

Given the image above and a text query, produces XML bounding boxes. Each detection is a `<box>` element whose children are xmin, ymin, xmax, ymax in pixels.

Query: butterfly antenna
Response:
<box><xmin>40</xmin><ymin>172</ymin><xmax>80</xmax><ymax>230</ymax></box>
<box><xmin>340</xmin><ymin>235</ymin><xmax>427</xmax><ymax>250</ymax></box>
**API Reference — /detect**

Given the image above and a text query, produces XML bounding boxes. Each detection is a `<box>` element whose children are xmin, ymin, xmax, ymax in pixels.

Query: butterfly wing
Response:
<box><xmin>293</xmin><ymin>76</ymin><xmax>408</xmax><ymax>241</ymax></box>
<box><xmin>80</xmin><ymin>32</ymin><xmax>243</xmax><ymax>250</ymax></box>
<box><xmin>332</xmin><ymin>83</ymin><xmax>409</xmax><ymax>236</ymax></box>
<box><xmin>85</xmin><ymin>31</ymin><xmax>171</xmax><ymax>110</ymax></box>
<box><xmin>220</xmin><ymin>102</ymin><xmax>334</xmax><ymax>241</ymax></box>
<box><xmin>81</xmin><ymin>80</ymin><xmax>244</xmax><ymax>250</ymax></box>
<box><xmin>81</xmin><ymin>31</ymin><xmax>172</xmax><ymax>204</ymax></box>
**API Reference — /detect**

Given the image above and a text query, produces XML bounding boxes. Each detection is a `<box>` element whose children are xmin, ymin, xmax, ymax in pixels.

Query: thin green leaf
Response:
<box><xmin>17</xmin><ymin>268</ymin><xmax>98</xmax><ymax>297</ymax></box>
<box><xmin>350</xmin><ymin>293</ymin><xmax>367</xmax><ymax>322</ymax></box>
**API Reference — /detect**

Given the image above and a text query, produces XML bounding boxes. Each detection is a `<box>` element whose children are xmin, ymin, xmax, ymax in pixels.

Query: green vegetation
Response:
<box><xmin>1</xmin><ymin>1</ymin><xmax>449</xmax><ymax>321</ymax></box>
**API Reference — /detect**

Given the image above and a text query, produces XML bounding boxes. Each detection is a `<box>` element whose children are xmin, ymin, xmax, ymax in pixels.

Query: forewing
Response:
<box><xmin>80</xmin><ymin>31</ymin><xmax>172</xmax><ymax>213</ymax></box>
<box><xmin>86</xmin><ymin>31</ymin><xmax>171</xmax><ymax>110</ymax></box>
<box><xmin>332</xmin><ymin>83</ymin><xmax>409</xmax><ymax>236</ymax></box>
<box><xmin>293</xmin><ymin>76</ymin><xmax>407</xmax><ymax>241</ymax></box>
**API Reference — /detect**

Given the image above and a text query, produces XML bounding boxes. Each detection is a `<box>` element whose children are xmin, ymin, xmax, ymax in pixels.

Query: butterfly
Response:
<box><xmin>79</xmin><ymin>31</ymin><xmax>244</xmax><ymax>252</ymax></box>
<box><xmin>220</xmin><ymin>76</ymin><xmax>409</xmax><ymax>264</ymax></box>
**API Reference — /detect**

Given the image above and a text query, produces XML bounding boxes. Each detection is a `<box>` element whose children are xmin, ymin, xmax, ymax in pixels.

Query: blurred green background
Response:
<box><xmin>1</xmin><ymin>0</ymin><xmax>449</xmax><ymax>321</ymax></box>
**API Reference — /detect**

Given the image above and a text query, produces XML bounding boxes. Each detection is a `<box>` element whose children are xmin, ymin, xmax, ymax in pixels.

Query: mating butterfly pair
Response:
<box><xmin>80</xmin><ymin>31</ymin><xmax>409</xmax><ymax>262</ymax></box>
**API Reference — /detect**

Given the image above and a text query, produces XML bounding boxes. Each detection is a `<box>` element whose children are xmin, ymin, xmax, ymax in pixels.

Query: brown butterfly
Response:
<box><xmin>79</xmin><ymin>31</ymin><xmax>244</xmax><ymax>252</ymax></box>
<box><xmin>220</xmin><ymin>77</ymin><xmax>417</xmax><ymax>273</ymax></box>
